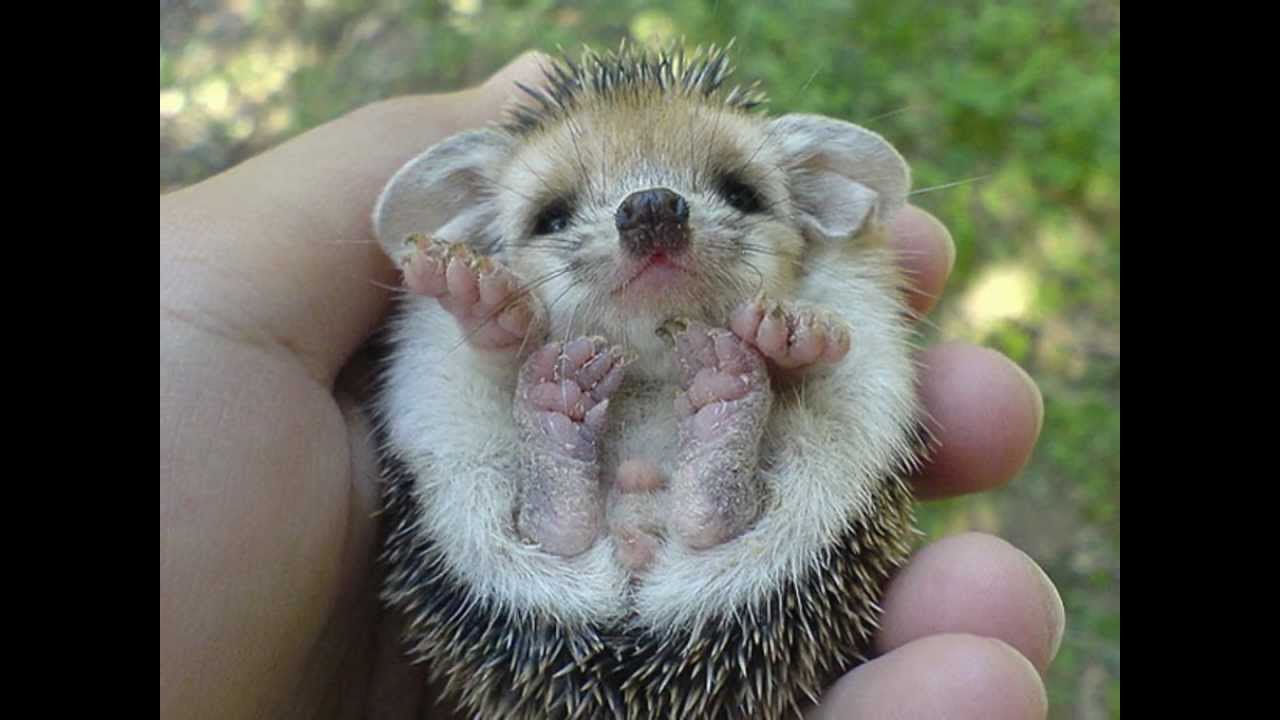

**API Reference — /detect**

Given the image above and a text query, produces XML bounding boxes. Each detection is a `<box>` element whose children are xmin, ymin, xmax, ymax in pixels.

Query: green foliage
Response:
<box><xmin>160</xmin><ymin>2</ymin><xmax>1119</xmax><ymax>717</ymax></box>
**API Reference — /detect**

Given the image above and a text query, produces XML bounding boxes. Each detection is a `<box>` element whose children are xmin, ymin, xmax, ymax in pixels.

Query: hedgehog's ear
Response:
<box><xmin>373</xmin><ymin>128</ymin><xmax>512</xmax><ymax>264</ymax></box>
<box><xmin>768</xmin><ymin>114</ymin><xmax>910</xmax><ymax>243</ymax></box>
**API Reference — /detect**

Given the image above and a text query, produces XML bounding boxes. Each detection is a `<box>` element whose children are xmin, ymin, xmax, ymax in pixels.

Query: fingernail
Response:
<box><xmin>1013</xmin><ymin>546</ymin><xmax>1067</xmax><ymax>674</ymax></box>
<box><xmin>926</xmin><ymin>210</ymin><xmax>957</xmax><ymax>277</ymax></box>
<box><xmin>1009</xmin><ymin>360</ymin><xmax>1045</xmax><ymax>439</ymax></box>
<box><xmin>942</xmin><ymin>228</ymin><xmax>956</xmax><ymax>277</ymax></box>
<box><xmin>1035</xmin><ymin>557</ymin><xmax>1067</xmax><ymax>667</ymax></box>
<box><xmin>892</xmin><ymin>206</ymin><xmax>955</xmax><ymax>279</ymax></box>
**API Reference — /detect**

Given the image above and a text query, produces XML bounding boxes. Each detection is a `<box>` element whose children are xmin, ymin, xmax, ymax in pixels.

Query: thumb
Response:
<box><xmin>160</xmin><ymin>51</ymin><xmax>550</xmax><ymax>385</ymax></box>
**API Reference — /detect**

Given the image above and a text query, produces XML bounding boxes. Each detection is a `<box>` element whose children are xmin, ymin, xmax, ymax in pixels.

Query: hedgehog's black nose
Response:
<box><xmin>616</xmin><ymin>188</ymin><xmax>690</xmax><ymax>258</ymax></box>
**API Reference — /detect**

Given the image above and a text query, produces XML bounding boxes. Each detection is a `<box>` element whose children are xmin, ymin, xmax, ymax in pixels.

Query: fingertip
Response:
<box><xmin>912</xmin><ymin>343</ymin><xmax>1043</xmax><ymax>500</ymax></box>
<box><xmin>359</xmin><ymin>50</ymin><xmax>554</xmax><ymax>137</ymax></box>
<box><xmin>472</xmin><ymin>50</ymin><xmax>554</xmax><ymax>112</ymax></box>
<box><xmin>1010</xmin><ymin>357</ymin><xmax>1045</xmax><ymax>438</ymax></box>
<box><xmin>876</xmin><ymin>532</ymin><xmax>1066</xmax><ymax>675</ymax></box>
<box><xmin>486</xmin><ymin>50</ymin><xmax>554</xmax><ymax>89</ymax></box>
<box><xmin>812</xmin><ymin>634</ymin><xmax>1047</xmax><ymax>720</ymax></box>
<box><xmin>890</xmin><ymin>204</ymin><xmax>954</xmax><ymax>317</ymax></box>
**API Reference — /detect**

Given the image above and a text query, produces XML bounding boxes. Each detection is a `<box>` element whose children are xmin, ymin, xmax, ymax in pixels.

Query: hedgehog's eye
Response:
<box><xmin>717</xmin><ymin>174</ymin><xmax>764</xmax><ymax>214</ymax></box>
<box><xmin>532</xmin><ymin>200</ymin><xmax>573</xmax><ymax>236</ymax></box>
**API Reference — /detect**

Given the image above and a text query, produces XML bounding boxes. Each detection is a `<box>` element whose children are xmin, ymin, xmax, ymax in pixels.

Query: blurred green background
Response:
<box><xmin>160</xmin><ymin>1</ymin><xmax>1119</xmax><ymax>716</ymax></box>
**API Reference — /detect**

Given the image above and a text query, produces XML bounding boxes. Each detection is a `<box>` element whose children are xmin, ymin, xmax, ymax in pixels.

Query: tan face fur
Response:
<box><xmin>376</xmin><ymin>71</ymin><xmax>911</xmax><ymax>371</ymax></box>
<box><xmin>491</xmin><ymin>95</ymin><xmax>805</xmax><ymax>373</ymax></box>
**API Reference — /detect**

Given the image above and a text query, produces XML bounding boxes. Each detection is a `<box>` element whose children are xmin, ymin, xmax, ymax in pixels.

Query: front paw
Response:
<box><xmin>729</xmin><ymin>295</ymin><xmax>852</xmax><ymax>372</ymax></box>
<box><xmin>400</xmin><ymin>234</ymin><xmax>544</xmax><ymax>350</ymax></box>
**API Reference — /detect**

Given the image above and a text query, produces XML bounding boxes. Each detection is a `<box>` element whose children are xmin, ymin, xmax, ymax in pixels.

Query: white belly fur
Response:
<box><xmin>373</xmin><ymin>244</ymin><xmax>921</xmax><ymax>631</ymax></box>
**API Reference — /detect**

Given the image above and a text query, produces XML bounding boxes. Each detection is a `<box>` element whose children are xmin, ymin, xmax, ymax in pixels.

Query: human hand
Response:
<box><xmin>160</xmin><ymin>51</ymin><xmax>1059</xmax><ymax>719</ymax></box>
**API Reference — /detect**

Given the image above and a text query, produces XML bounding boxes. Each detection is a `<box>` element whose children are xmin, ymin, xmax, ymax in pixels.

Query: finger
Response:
<box><xmin>888</xmin><ymin>204</ymin><xmax>954</xmax><ymax>318</ymax></box>
<box><xmin>810</xmin><ymin>634</ymin><xmax>1047</xmax><ymax>720</ymax></box>
<box><xmin>876</xmin><ymin>533</ymin><xmax>1065</xmax><ymax>675</ymax></box>
<box><xmin>160</xmin><ymin>51</ymin><xmax>552</xmax><ymax>386</ymax></box>
<box><xmin>363</xmin><ymin>605</ymin><xmax>430</xmax><ymax>720</ymax></box>
<box><xmin>912</xmin><ymin>342</ymin><xmax>1044</xmax><ymax>500</ymax></box>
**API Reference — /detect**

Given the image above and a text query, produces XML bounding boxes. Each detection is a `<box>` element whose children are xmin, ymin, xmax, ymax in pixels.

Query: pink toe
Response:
<box><xmin>583</xmin><ymin>399</ymin><xmax>610</xmax><ymax>435</ymax></box>
<box><xmin>789</xmin><ymin>325</ymin><xmax>826</xmax><ymax>367</ymax></box>
<box><xmin>691</xmin><ymin>403</ymin><xmax>731</xmax><ymax>441</ymax></box>
<box><xmin>539</xmin><ymin>410</ymin><xmax>578</xmax><ymax>444</ymax></box>
<box><xmin>558</xmin><ymin>381</ymin><xmax>586</xmax><ymax>417</ymax></box>
<box><xmin>756</xmin><ymin>311</ymin><xmax>789</xmax><ymax>358</ymax></box>
<box><xmin>823</xmin><ymin>327</ymin><xmax>852</xmax><ymax>363</ymax></box>
<box><xmin>713</xmin><ymin>331</ymin><xmax>745</xmax><ymax>368</ymax></box>
<box><xmin>445</xmin><ymin>255</ymin><xmax>480</xmax><ymax>306</ymax></box>
<box><xmin>477</xmin><ymin>266</ymin><xmax>513</xmax><ymax>307</ymax></box>
<box><xmin>675</xmin><ymin>326</ymin><xmax>717</xmax><ymax>370</ymax></box>
<box><xmin>564</xmin><ymin>338</ymin><xmax>598</xmax><ymax>368</ymax></box>
<box><xmin>687</xmin><ymin>368</ymin><xmax>749</xmax><ymax>408</ymax></box>
<box><xmin>730</xmin><ymin>302</ymin><xmax>765</xmax><ymax>342</ymax></box>
<box><xmin>403</xmin><ymin>253</ymin><xmax>446</xmax><ymax>296</ymax></box>
<box><xmin>496</xmin><ymin>301</ymin><xmax>532</xmax><ymax>336</ymax></box>
<box><xmin>592</xmin><ymin>363</ymin><xmax>626</xmax><ymax>401</ymax></box>
<box><xmin>579</xmin><ymin>349</ymin><xmax>617</xmax><ymax>388</ymax></box>
<box><xmin>524</xmin><ymin>344</ymin><xmax>561</xmax><ymax>383</ymax></box>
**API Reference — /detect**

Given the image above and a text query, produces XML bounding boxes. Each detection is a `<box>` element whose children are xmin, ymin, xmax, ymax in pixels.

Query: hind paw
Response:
<box><xmin>518</xmin><ymin>336</ymin><xmax>626</xmax><ymax>452</ymax></box>
<box><xmin>662</xmin><ymin>319</ymin><xmax>771</xmax><ymax>549</ymax></box>
<box><xmin>513</xmin><ymin>337</ymin><xmax>626</xmax><ymax>557</ymax></box>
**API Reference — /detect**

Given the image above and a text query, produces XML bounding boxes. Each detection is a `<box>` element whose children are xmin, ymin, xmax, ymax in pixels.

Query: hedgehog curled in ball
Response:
<box><xmin>369</xmin><ymin>42</ymin><xmax>927</xmax><ymax>720</ymax></box>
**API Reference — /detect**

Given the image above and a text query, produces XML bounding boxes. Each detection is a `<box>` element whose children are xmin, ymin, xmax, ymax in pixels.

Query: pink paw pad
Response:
<box><xmin>661</xmin><ymin>320</ymin><xmax>771</xmax><ymax>550</ymax></box>
<box><xmin>521</xmin><ymin>337</ymin><xmax>626</xmax><ymax>453</ymax></box>
<box><xmin>665</xmin><ymin>321</ymin><xmax>763</xmax><ymax>442</ymax></box>
<box><xmin>730</xmin><ymin>296</ymin><xmax>852</xmax><ymax>370</ymax></box>
<box><xmin>400</xmin><ymin>235</ymin><xmax>540</xmax><ymax>350</ymax></box>
<box><xmin>513</xmin><ymin>337</ymin><xmax>627</xmax><ymax>558</ymax></box>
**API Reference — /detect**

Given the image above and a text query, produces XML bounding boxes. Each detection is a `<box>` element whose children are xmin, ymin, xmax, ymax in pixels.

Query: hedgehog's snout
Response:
<box><xmin>616</xmin><ymin>188</ymin><xmax>690</xmax><ymax>258</ymax></box>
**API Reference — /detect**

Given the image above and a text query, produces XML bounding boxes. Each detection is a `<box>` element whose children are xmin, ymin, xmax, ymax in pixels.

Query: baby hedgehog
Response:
<box><xmin>370</xmin><ymin>43</ymin><xmax>924</xmax><ymax>720</ymax></box>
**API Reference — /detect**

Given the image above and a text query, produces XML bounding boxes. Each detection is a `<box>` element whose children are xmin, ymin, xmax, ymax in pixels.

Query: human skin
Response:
<box><xmin>159</xmin><ymin>52</ymin><xmax>1061</xmax><ymax>719</ymax></box>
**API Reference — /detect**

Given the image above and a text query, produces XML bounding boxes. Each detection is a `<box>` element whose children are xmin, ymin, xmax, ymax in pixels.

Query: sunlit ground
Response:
<box><xmin>161</xmin><ymin>1</ymin><xmax>1119</xmax><ymax>716</ymax></box>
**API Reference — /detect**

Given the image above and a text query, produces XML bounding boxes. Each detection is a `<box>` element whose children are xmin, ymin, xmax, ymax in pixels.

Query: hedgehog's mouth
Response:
<box><xmin>613</xmin><ymin>253</ymin><xmax>690</xmax><ymax>297</ymax></box>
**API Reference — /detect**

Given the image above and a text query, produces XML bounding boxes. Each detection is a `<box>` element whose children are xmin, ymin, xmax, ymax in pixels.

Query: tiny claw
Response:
<box><xmin>619</xmin><ymin>350</ymin><xmax>640</xmax><ymax>368</ymax></box>
<box><xmin>584</xmin><ymin>398</ymin><xmax>611</xmax><ymax>435</ymax></box>
<box><xmin>656</xmin><ymin>317</ymin><xmax>692</xmax><ymax>345</ymax></box>
<box><xmin>599</xmin><ymin>344</ymin><xmax>629</xmax><ymax>369</ymax></box>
